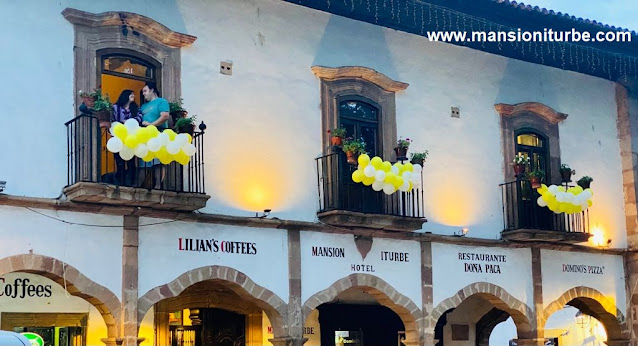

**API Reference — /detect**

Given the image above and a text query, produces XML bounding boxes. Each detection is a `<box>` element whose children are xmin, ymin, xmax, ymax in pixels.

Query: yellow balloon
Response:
<box><xmin>587</xmin><ymin>200</ymin><xmax>593</xmax><ymax>207</ymax></box>
<box><xmin>557</xmin><ymin>186</ymin><xmax>566</xmax><ymax>193</ymax></box>
<box><xmin>147</xmin><ymin>125</ymin><xmax>160</xmax><ymax>137</ymax></box>
<box><xmin>574</xmin><ymin>186</ymin><xmax>583</xmax><ymax>193</ymax></box>
<box><xmin>393</xmin><ymin>176</ymin><xmax>404</xmax><ymax>188</ymax></box>
<box><xmin>352</xmin><ymin>170</ymin><xmax>364</xmax><ymax>183</ymax></box>
<box><xmin>394</xmin><ymin>162</ymin><xmax>403</xmax><ymax>173</ymax></box>
<box><xmin>159</xmin><ymin>155</ymin><xmax>173</xmax><ymax>165</ymax></box>
<box><xmin>175</xmin><ymin>151</ymin><xmax>190</xmax><ymax>165</ymax></box>
<box><xmin>142</xmin><ymin>152</ymin><xmax>155</xmax><ymax>162</ymax></box>
<box><xmin>362</xmin><ymin>176</ymin><xmax>375</xmax><ymax>186</ymax></box>
<box><xmin>124</xmin><ymin>135</ymin><xmax>138</xmax><ymax>148</ymax></box>
<box><xmin>136</xmin><ymin>127</ymin><xmax>150</xmax><ymax>143</ymax></box>
<box><xmin>384</xmin><ymin>172</ymin><xmax>396</xmax><ymax>183</ymax></box>
<box><xmin>358</xmin><ymin>154</ymin><xmax>371</xmax><ymax>167</ymax></box>
<box><xmin>185</xmin><ymin>133</ymin><xmax>193</xmax><ymax>144</ymax></box>
<box><xmin>113</xmin><ymin>123</ymin><xmax>128</xmax><ymax>140</ymax></box>
<box><xmin>585</xmin><ymin>188</ymin><xmax>593</xmax><ymax>196</ymax></box>
<box><xmin>370</xmin><ymin>156</ymin><xmax>383</xmax><ymax>169</ymax></box>
<box><xmin>408</xmin><ymin>182</ymin><xmax>413</xmax><ymax>191</ymax></box>
<box><xmin>382</xmin><ymin>161</ymin><xmax>392</xmax><ymax>172</ymax></box>
<box><xmin>403</xmin><ymin>162</ymin><xmax>414</xmax><ymax>172</ymax></box>
<box><xmin>164</xmin><ymin>129</ymin><xmax>177</xmax><ymax>141</ymax></box>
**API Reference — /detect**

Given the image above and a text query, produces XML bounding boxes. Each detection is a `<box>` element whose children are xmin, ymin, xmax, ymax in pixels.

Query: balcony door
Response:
<box><xmin>338</xmin><ymin>97</ymin><xmax>382</xmax><ymax>213</ymax></box>
<box><xmin>515</xmin><ymin>131</ymin><xmax>553</xmax><ymax>229</ymax></box>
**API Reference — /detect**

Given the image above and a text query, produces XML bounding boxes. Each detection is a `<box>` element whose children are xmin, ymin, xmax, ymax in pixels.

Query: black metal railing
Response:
<box><xmin>65</xmin><ymin>114</ymin><xmax>206</xmax><ymax>194</ymax></box>
<box><xmin>500</xmin><ymin>180</ymin><xmax>588</xmax><ymax>233</ymax></box>
<box><xmin>315</xmin><ymin>152</ymin><xmax>424</xmax><ymax>218</ymax></box>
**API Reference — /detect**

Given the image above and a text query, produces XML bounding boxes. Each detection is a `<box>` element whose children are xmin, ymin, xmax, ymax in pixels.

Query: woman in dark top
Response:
<box><xmin>112</xmin><ymin>90</ymin><xmax>142</xmax><ymax>186</ymax></box>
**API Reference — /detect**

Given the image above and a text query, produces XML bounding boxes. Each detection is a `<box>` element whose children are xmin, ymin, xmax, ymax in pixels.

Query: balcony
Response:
<box><xmin>315</xmin><ymin>152</ymin><xmax>426</xmax><ymax>232</ymax></box>
<box><xmin>500</xmin><ymin>180</ymin><xmax>590</xmax><ymax>243</ymax></box>
<box><xmin>63</xmin><ymin>114</ymin><xmax>210</xmax><ymax>211</ymax></box>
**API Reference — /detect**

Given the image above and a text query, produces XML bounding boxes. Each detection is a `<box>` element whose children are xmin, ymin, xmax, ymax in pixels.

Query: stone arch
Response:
<box><xmin>543</xmin><ymin>286</ymin><xmax>627</xmax><ymax>341</ymax></box>
<box><xmin>430</xmin><ymin>282</ymin><xmax>535</xmax><ymax>339</ymax></box>
<box><xmin>138</xmin><ymin>265</ymin><xmax>287</xmax><ymax>338</ymax></box>
<box><xmin>302</xmin><ymin>273</ymin><xmax>422</xmax><ymax>344</ymax></box>
<box><xmin>0</xmin><ymin>254</ymin><xmax>120</xmax><ymax>339</ymax></box>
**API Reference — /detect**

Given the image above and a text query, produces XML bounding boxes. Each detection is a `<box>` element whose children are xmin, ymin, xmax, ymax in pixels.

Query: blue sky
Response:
<box><xmin>520</xmin><ymin>0</ymin><xmax>637</xmax><ymax>31</ymax></box>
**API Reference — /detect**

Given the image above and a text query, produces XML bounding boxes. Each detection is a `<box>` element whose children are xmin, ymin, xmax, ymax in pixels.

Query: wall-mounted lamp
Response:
<box><xmin>454</xmin><ymin>227</ymin><xmax>469</xmax><ymax>237</ymax></box>
<box><xmin>575</xmin><ymin>311</ymin><xmax>590</xmax><ymax>328</ymax></box>
<box><xmin>256</xmin><ymin>209</ymin><xmax>272</xmax><ymax>218</ymax></box>
<box><xmin>0</xmin><ymin>181</ymin><xmax>5</xmax><ymax>193</ymax></box>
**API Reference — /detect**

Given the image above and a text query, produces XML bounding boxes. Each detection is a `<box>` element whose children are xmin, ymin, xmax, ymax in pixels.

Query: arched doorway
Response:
<box><xmin>302</xmin><ymin>274</ymin><xmax>422</xmax><ymax>346</ymax></box>
<box><xmin>138</xmin><ymin>266</ymin><xmax>287</xmax><ymax>346</ymax></box>
<box><xmin>543</xmin><ymin>287</ymin><xmax>628</xmax><ymax>345</ymax></box>
<box><xmin>0</xmin><ymin>254</ymin><xmax>120</xmax><ymax>344</ymax></box>
<box><xmin>431</xmin><ymin>283</ymin><xmax>534</xmax><ymax>346</ymax></box>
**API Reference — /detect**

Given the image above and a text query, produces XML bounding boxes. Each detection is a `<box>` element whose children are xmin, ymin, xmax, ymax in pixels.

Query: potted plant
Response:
<box><xmin>91</xmin><ymin>91</ymin><xmax>112</xmax><ymax>125</ymax></box>
<box><xmin>410</xmin><ymin>150</ymin><xmax>429</xmax><ymax>166</ymax></box>
<box><xmin>577</xmin><ymin>176</ymin><xmax>593</xmax><ymax>189</ymax></box>
<box><xmin>328</xmin><ymin>127</ymin><xmax>346</xmax><ymax>147</ymax></box>
<box><xmin>526</xmin><ymin>168</ymin><xmax>545</xmax><ymax>189</ymax></box>
<box><xmin>512</xmin><ymin>154</ymin><xmax>530</xmax><ymax>177</ymax></box>
<box><xmin>559</xmin><ymin>164</ymin><xmax>575</xmax><ymax>183</ymax></box>
<box><xmin>342</xmin><ymin>137</ymin><xmax>366</xmax><ymax>165</ymax></box>
<box><xmin>78</xmin><ymin>88</ymin><xmax>100</xmax><ymax>108</ymax></box>
<box><xmin>394</xmin><ymin>137</ymin><xmax>412</xmax><ymax>160</ymax></box>
<box><xmin>174</xmin><ymin>114</ymin><xmax>197</xmax><ymax>135</ymax></box>
<box><xmin>169</xmin><ymin>98</ymin><xmax>188</xmax><ymax>125</ymax></box>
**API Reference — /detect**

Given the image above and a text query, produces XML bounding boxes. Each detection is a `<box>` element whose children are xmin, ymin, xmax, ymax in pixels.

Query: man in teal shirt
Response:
<box><xmin>139</xmin><ymin>82</ymin><xmax>170</xmax><ymax>188</ymax></box>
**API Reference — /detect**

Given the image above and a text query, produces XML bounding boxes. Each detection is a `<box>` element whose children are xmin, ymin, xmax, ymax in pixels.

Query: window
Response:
<box><xmin>338</xmin><ymin>98</ymin><xmax>380</xmax><ymax>157</ymax></box>
<box><xmin>515</xmin><ymin>131</ymin><xmax>549</xmax><ymax>180</ymax></box>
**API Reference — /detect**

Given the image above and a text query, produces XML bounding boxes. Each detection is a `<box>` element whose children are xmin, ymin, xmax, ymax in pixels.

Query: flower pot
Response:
<box><xmin>410</xmin><ymin>158</ymin><xmax>424</xmax><ymax>166</ymax></box>
<box><xmin>394</xmin><ymin>147</ymin><xmax>408</xmax><ymax>160</ymax></box>
<box><xmin>529</xmin><ymin>177</ymin><xmax>541</xmax><ymax>189</ymax></box>
<box><xmin>560</xmin><ymin>170</ymin><xmax>573</xmax><ymax>182</ymax></box>
<box><xmin>94</xmin><ymin>109</ymin><xmax>112</xmax><ymax>123</ymax></box>
<box><xmin>170</xmin><ymin>110</ymin><xmax>188</xmax><ymax>124</ymax></box>
<box><xmin>578</xmin><ymin>181</ymin><xmax>591</xmax><ymax>189</ymax></box>
<box><xmin>513</xmin><ymin>164</ymin><xmax>526</xmax><ymax>177</ymax></box>
<box><xmin>345</xmin><ymin>150</ymin><xmax>358</xmax><ymax>165</ymax></box>
<box><xmin>331</xmin><ymin>136</ymin><xmax>343</xmax><ymax>147</ymax></box>
<box><xmin>176</xmin><ymin>124</ymin><xmax>195</xmax><ymax>135</ymax></box>
<box><xmin>82</xmin><ymin>96</ymin><xmax>95</xmax><ymax>108</ymax></box>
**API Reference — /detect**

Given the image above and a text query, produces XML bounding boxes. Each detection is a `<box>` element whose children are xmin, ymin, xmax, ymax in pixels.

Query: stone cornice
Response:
<box><xmin>311</xmin><ymin>66</ymin><xmax>409</xmax><ymax>92</ymax></box>
<box><xmin>494</xmin><ymin>102</ymin><xmax>568</xmax><ymax>124</ymax></box>
<box><xmin>62</xmin><ymin>8</ymin><xmax>197</xmax><ymax>48</ymax></box>
<box><xmin>0</xmin><ymin>194</ymin><xmax>622</xmax><ymax>255</ymax></box>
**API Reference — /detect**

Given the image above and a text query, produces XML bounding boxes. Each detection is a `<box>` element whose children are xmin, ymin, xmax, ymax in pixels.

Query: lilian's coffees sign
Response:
<box><xmin>178</xmin><ymin>237</ymin><xmax>257</xmax><ymax>255</ymax></box>
<box><xmin>0</xmin><ymin>278</ymin><xmax>52</xmax><ymax>298</ymax></box>
<box><xmin>458</xmin><ymin>252</ymin><xmax>507</xmax><ymax>274</ymax></box>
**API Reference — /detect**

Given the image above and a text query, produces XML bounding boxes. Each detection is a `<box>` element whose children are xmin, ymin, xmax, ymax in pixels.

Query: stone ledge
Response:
<box><xmin>501</xmin><ymin>229</ymin><xmax>591</xmax><ymax>244</ymax></box>
<box><xmin>64</xmin><ymin>182</ymin><xmax>210</xmax><ymax>212</ymax></box>
<box><xmin>317</xmin><ymin>210</ymin><xmax>426</xmax><ymax>232</ymax></box>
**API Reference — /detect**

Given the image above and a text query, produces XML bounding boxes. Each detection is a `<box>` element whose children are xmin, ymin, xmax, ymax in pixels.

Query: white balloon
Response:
<box><xmin>124</xmin><ymin>118</ymin><xmax>140</xmax><ymax>135</ymax></box>
<box><xmin>399</xmin><ymin>181</ymin><xmax>410</xmax><ymax>192</ymax></box>
<box><xmin>537</xmin><ymin>196</ymin><xmax>548</xmax><ymax>207</ymax></box>
<box><xmin>109</xmin><ymin>121</ymin><xmax>121</xmax><ymax>136</ymax></box>
<box><xmin>119</xmin><ymin>146</ymin><xmax>134</xmax><ymax>161</ymax></box>
<box><xmin>548</xmin><ymin>185</ymin><xmax>558</xmax><ymax>194</ymax></box>
<box><xmin>391</xmin><ymin>165</ymin><xmax>399</xmax><ymax>175</ymax></box>
<box><xmin>147</xmin><ymin>138</ymin><xmax>161</xmax><ymax>152</ymax></box>
<box><xmin>383</xmin><ymin>183</ymin><xmax>395</xmax><ymax>195</ymax></box>
<box><xmin>134</xmin><ymin>143</ymin><xmax>148</xmax><ymax>158</ymax></box>
<box><xmin>363</xmin><ymin>165</ymin><xmax>376</xmax><ymax>178</ymax></box>
<box><xmin>106</xmin><ymin>137</ymin><xmax>123</xmax><ymax>153</ymax></box>
<box><xmin>581</xmin><ymin>190</ymin><xmax>592</xmax><ymax>200</ymax></box>
<box><xmin>413</xmin><ymin>164</ymin><xmax>422</xmax><ymax>173</ymax></box>
<box><xmin>374</xmin><ymin>170</ymin><xmax>386</xmax><ymax>182</ymax></box>
<box><xmin>371</xmin><ymin>181</ymin><xmax>384</xmax><ymax>191</ymax></box>
<box><xmin>157</xmin><ymin>132</ymin><xmax>170</xmax><ymax>146</ymax></box>
<box><xmin>166</xmin><ymin>141</ymin><xmax>181</xmax><ymax>155</ymax></box>
<box><xmin>175</xmin><ymin>133</ymin><xmax>189</xmax><ymax>146</ymax></box>
<box><xmin>182</xmin><ymin>143</ymin><xmax>197</xmax><ymax>156</ymax></box>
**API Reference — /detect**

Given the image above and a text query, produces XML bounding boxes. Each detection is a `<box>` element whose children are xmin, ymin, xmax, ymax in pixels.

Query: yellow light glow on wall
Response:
<box><xmin>589</xmin><ymin>226</ymin><xmax>607</xmax><ymax>247</ymax></box>
<box><xmin>425</xmin><ymin>172</ymin><xmax>488</xmax><ymax>227</ymax></box>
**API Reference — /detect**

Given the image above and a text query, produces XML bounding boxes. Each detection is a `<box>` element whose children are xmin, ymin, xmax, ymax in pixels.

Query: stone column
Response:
<box><xmin>421</xmin><ymin>241</ymin><xmax>433</xmax><ymax>346</ymax></box>
<box><xmin>100</xmin><ymin>337</ymin><xmax>123</xmax><ymax>346</ymax></box>
<box><xmin>122</xmin><ymin>216</ymin><xmax>140</xmax><ymax>346</ymax></box>
<box><xmin>605</xmin><ymin>340</ymin><xmax>630</xmax><ymax>346</ymax></box>
<box><xmin>530</xmin><ymin>248</ymin><xmax>545</xmax><ymax>342</ymax></box>
<box><xmin>268</xmin><ymin>337</ymin><xmax>307</xmax><ymax>346</ymax></box>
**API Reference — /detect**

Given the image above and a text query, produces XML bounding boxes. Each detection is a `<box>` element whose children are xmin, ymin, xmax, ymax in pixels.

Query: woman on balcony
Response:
<box><xmin>112</xmin><ymin>90</ymin><xmax>143</xmax><ymax>186</ymax></box>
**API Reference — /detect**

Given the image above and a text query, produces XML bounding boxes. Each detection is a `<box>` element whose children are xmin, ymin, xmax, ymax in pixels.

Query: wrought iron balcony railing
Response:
<box><xmin>65</xmin><ymin>114</ymin><xmax>206</xmax><ymax>194</ymax></box>
<box><xmin>315</xmin><ymin>152</ymin><xmax>424</xmax><ymax>218</ymax></box>
<box><xmin>500</xmin><ymin>180</ymin><xmax>589</xmax><ymax>233</ymax></box>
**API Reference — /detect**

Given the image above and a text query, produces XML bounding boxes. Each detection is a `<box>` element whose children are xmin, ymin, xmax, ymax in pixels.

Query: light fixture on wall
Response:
<box><xmin>454</xmin><ymin>227</ymin><xmax>469</xmax><ymax>237</ymax></box>
<box><xmin>256</xmin><ymin>209</ymin><xmax>272</xmax><ymax>218</ymax></box>
<box><xmin>575</xmin><ymin>311</ymin><xmax>591</xmax><ymax>328</ymax></box>
<box><xmin>0</xmin><ymin>181</ymin><xmax>5</xmax><ymax>193</ymax></box>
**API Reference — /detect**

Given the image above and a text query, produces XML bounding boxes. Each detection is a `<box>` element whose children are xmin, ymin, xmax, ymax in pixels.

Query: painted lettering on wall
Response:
<box><xmin>562</xmin><ymin>264</ymin><xmax>604</xmax><ymax>275</ymax></box>
<box><xmin>380</xmin><ymin>251</ymin><xmax>409</xmax><ymax>262</ymax></box>
<box><xmin>458</xmin><ymin>252</ymin><xmax>506</xmax><ymax>274</ymax></box>
<box><xmin>312</xmin><ymin>246</ymin><xmax>345</xmax><ymax>258</ymax></box>
<box><xmin>0</xmin><ymin>278</ymin><xmax>52</xmax><ymax>298</ymax></box>
<box><xmin>351</xmin><ymin>264</ymin><xmax>375</xmax><ymax>272</ymax></box>
<box><xmin>178</xmin><ymin>238</ymin><xmax>257</xmax><ymax>255</ymax></box>
<box><xmin>267</xmin><ymin>326</ymin><xmax>315</xmax><ymax>335</ymax></box>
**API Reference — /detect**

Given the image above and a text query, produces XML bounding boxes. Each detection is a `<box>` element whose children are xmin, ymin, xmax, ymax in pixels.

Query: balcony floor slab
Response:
<box><xmin>501</xmin><ymin>228</ymin><xmax>591</xmax><ymax>244</ymax></box>
<box><xmin>317</xmin><ymin>209</ymin><xmax>426</xmax><ymax>232</ymax></box>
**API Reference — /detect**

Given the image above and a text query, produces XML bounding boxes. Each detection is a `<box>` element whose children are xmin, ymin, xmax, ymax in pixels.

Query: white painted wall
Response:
<box><xmin>0</xmin><ymin>0</ymin><xmax>626</xmax><ymax>244</ymax></box>
<box><xmin>299</xmin><ymin>231</ymin><xmax>422</xmax><ymax>308</ymax></box>
<box><xmin>431</xmin><ymin>243</ymin><xmax>533</xmax><ymax>309</ymax></box>
<box><xmin>0</xmin><ymin>273</ymin><xmax>108</xmax><ymax>346</ymax></box>
<box><xmin>541</xmin><ymin>249</ymin><xmax>626</xmax><ymax>314</ymax></box>
<box><xmin>138</xmin><ymin>218</ymin><xmax>289</xmax><ymax>301</ymax></box>
<box><xmin>0</xmin><ymin>206</ymin><xmax>122</xmax><ymax>299</ymax></box>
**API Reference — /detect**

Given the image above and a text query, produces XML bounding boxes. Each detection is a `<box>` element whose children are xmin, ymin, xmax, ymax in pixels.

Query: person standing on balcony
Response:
<box><xmin>112</xmin><ymin>90</ymin><xmax>143</xmax><ymax>186</ymax></box>
<box><xmin>139</xmin><ymin>82</ymin><xmax>170</xmax><ymax>189</ymax></box>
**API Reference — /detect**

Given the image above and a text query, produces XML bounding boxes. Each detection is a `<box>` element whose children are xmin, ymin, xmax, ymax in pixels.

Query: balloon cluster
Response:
<box><xmin>536</xmin><ymin>184</ymin><xmax>593</xmax><ymax>214</ymax></box>
<box><xmin>351</xmin><ymin>154</ymin><xmax>422</xmax><ymax>195</ymax></box>
<box><xmin>105</xmin><ymin>119</ymin><xmax>197</xmax><ymax>165</ymax></box>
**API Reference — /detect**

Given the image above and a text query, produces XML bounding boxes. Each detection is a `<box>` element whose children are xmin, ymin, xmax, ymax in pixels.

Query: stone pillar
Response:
<box><xmin>421</xmin><ymin>241</ymin><xmax>433</xmax><ymax>346</ymax></box>
<box><xmin>268</xmin><ymin>337</ymin><xmax>307</xmax><ymax>346</ymax></box>
<box><xmin>100</xmin><ymin>337</ymin><xmax>123</xmax><ymax>346</ymax></box>
<box><xmin>605</xmin><ymin>340</ymin><xmax>630</xmax><ymax>346</ymax></box>
<box><xmin>281</xmin><ymin>229</ymin><xmax>307</xmax><ymax>345</ymax></box>
<box><xmin>122</xmin><ymin>216</ymin><xmax>140</xmax><ymax>346</ymax></box>
<box><xmin>530</xmin><ymin>248</ymin><xmax>545</xmax><ymax>342</ymax></box>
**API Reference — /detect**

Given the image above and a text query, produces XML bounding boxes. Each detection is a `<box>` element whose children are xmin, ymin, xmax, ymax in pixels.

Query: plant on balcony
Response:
<box><xmin>511</xmin><ymin>154</ymin><xmax>530</xmax><ymax>177</ymax></box>
<box><xmin>526</xmin><ymin>168</ymin><xmax>545</xmax><ymax>189</ymax></box>
<box><xmin>394</xmin><ymin>137</ymin><xmax>412</xmax><ymax>160</ymax></box>
<box><xmin>174</xmin><ymin>114</ymin><xmax>197</xmax><ymax>135</ymax></box>
<box><xmin>409</xmin><ymin>150</ymin><xmax>429</xmax><ymax>166</ymax></box>
<box><xmin>169</xmin><ymin>98</ymin><xmax>188</xmax><ymax>125</ymax></box>
<box><xmin>78</xmin><ymin>88</ymin><xmax>100</xmax><ymax>108</ymax></box>
<box><xmin>91</xmin><ymin>91</ymin><xmax>113</xmax><ymax>124</ymax></box>
<box><xmin>577</xmin><ymin>176</ymin><xmax>593</xmax><ymax>189</ymax></box>
<box><xmin>559</xmin><ymin>164</ymin><xmax>575</xmax><ymax>182</ymax></box>
<box><xmin>342</xmin><ymin>137</ymin><xmax>366</xmax><ymax>165</ymax></box>
<box><xmin>328</xmin><ymin>127</ymin><xmax>346</xmax><ymax>146</ymax></box>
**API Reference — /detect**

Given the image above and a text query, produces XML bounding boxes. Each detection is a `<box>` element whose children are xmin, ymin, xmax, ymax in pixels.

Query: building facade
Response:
<box><xmin>1</xmin><ymin>0</ymin><xmax>637</xmax><ymax>345</ymax></box>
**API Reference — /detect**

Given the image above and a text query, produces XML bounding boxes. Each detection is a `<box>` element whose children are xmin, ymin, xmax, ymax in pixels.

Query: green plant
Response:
<box><xmin>169</xmin><ymin>98</ymin><xmax>186</xmax><ymax>113</ymax></box>
<box><xmin>342</xmin><ymin>137</ymin><xmax>366</xmax><ymax>154</ymax></box>
<box><xmin>396</xmin><ymin>137</ymin><xmax>412</xmax><ymax>149</ymax></box>
<box><xmin>526</xmin><ymin>168</ymin><xmax>545</xmax><ymax>179</ymax></box>
<box><xmin>410</xmin><ymin>150</ymin><xmax>429</xmax><ymax>162</ymax></box>
<box><xmin>175</xmin><ymin>114</ymin><xmax>197</xmax><ymax>131</ymax></box>
<box><xmin>91</xmin><ymin>91</ymin><xmax>112</xmax><ymax>113</ymax></box>
<box><xmin>560</xmin><ymin>164</ymin><xmax>574</xmax><ymax>174</ymax></box>
<box><xmin>577</xmin><ymin>176</ymin><xmax>593</xmax><ymax>185</ymax></box>
<box><xmin>512</xmin><ymin>153</ymin><xmax>530</xmax><ymax>165</ymax></box>
<box><xmin>328</xmin><ymin>127</ymin><xmax>346</xmax><ymax>138</ymax></box>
